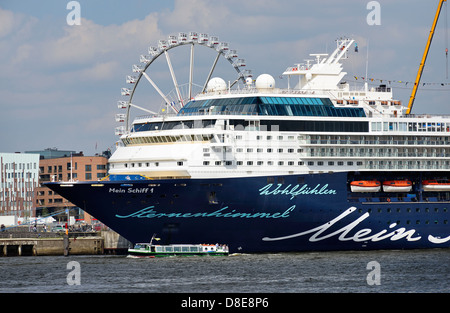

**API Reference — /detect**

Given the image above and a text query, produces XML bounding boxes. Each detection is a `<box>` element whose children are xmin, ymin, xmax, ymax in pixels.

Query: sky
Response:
<box><xmin>1</xmin><ymin>0</ymin><xmax>450</xmax><ymax>156</ymax></box>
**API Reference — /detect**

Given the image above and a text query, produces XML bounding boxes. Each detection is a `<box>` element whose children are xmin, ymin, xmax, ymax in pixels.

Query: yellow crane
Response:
<box><xmin>406</xmin><ymin>0</ymin><xmax>448</xmax><ymax>115</ymax></box>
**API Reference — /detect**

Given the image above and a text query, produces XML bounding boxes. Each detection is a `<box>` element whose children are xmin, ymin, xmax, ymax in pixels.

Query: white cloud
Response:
<box><xmin>0</xmin><ymin>8</ymin><xmax>16</xmax><ymax>37</ymax></box>
<box><xmin>40</xmin><ymin>14</ymin><xmax>162</xmax><ymax>67</ymax></box>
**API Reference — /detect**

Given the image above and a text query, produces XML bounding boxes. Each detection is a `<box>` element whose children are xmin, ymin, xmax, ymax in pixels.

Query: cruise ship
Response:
<box><xmin>46</xmin><ymin>34</ymin><xmax>450</xmax><ymax>253</ymax></box>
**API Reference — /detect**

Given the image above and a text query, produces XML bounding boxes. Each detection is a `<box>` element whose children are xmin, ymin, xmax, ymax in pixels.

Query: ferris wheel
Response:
<box><xmin>115</xmin><ymin>32</ymin><xmax>252</xmax><ymax>135</ymax></box>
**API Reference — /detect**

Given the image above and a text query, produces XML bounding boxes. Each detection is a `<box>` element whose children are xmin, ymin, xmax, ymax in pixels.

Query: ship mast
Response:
<box><xmin>406</xmin><ymin>0</ymin><xmax>448</xmax><ymax>115</ymax></box>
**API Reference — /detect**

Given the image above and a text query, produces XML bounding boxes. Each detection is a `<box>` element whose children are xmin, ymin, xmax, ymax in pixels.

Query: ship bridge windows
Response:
<box><xmin>178</xmin><ymin>96</ymin><xmax>366</xmax><ymax>117</ymax></box>
<box><xmin>228</xmin><ymin>119</ymin><xmax>368</xmax><ymax>132</ymax></box>
<box><xmin>132</xmin><ymin>119</ymin><xmax>216</xmax><ymax>132</ymax></box>
<box><xmin>122</xmin><ymin>134</ymin><xmax>213</xmax><ymax>146</ymax></box>
<box><xmin>259</xmin><ymin>97</ymin><xmax>365</xmax><ymax>118</ymax></box>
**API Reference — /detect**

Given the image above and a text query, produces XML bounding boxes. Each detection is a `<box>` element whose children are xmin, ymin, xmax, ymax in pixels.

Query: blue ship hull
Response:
<box><xmin>45</xmin><ymin>172</ymin><xmax>450</xmax><ymax>253</ymax></box>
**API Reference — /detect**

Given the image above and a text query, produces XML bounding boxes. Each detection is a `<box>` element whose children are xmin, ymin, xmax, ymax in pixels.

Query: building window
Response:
<box><xmin>85</xmin><ymin>165</ymin><xmax>92</xmax><ymax>171</ymax></box>
<box><xmin>85</xmin><ymin>173</ymin><xmax>92</xmax><ymax>180</ymax></box>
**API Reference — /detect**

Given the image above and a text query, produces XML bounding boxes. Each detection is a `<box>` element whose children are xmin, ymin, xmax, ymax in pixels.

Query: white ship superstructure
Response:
<box><xmin>109</xmin><ymin>38</ymin><xmax>450</xmax><ymax>180</ymax></box>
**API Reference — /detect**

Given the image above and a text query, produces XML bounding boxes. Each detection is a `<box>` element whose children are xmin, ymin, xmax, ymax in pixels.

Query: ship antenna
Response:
<box><xmin>365</xmin><ymin>39</ymin><xmax>369</xmax><ymax>92</ymax></box>
<box><xmin>150</xmin><ymin>233</ymin><xmax>156</xmax><ymax>245</ymax></box>
<box><xmin>445</xmin><ymin>0</ymin><xmax>448</xmax><ymax>79</ymax></box>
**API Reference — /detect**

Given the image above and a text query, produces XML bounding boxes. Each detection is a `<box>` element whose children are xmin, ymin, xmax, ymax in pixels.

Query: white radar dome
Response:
<box><xmin>207</xmin><ymin>77</ymin><xmax>227</xmax><ymax>93</ymax></box>
<box><xmin>255</xmin><ymin>74</ymin><xmax>275</xmax><ymax>91</ymax></box>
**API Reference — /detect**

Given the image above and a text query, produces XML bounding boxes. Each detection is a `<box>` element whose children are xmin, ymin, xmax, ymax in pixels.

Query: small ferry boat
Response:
<box><xmin>350</xmin><ymin>180</ymin><xmax>381</xmax><ymax>193</ymax></box>
<box><xmin>128</xmin><ymin>243</ymin><xmax>229</xmax><ymax>257</ymax></box>
<box><xmin>382</xmin><ymin>180</ymin><xmax>412</xmax><ymax>193</ymax></box>
<box><xmin>423</xmin><ymin>180</ymin><xmax>450</xmax><ymax>192</ymax></box>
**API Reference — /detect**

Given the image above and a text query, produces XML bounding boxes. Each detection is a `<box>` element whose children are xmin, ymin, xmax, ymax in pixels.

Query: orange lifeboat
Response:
<box><xmin>422</xmin><ymin>180</ymin><xmax>450</xmax><ymax>192</ymax></box>
<box><xmin>382</xmin><ymin>180</ymin><xmax>412</xmax><ymax>192</ymax></box>
<box><xmin>350</xmin><ymin>180</ymin><xmax>381</xmax><ymax>193</ymax></box>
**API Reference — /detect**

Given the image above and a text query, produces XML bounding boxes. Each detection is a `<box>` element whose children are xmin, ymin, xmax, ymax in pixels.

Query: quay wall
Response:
<box><xmin>102</xmin><ymin>230</ymin><xmax>132</xmax><ymax>254</ymax></box>
<box><xmin>0</xmin><ymin>230</ymin><xmax>131</xmax><ymax>256</ymax></box>
<box><xmin>0</xmin><ymin>237</ymin><xmax>104</xmax><ymax>256</ymax></box>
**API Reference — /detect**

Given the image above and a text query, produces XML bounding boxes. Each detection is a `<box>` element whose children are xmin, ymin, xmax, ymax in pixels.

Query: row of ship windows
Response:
<box><xmin>201</xmin><ymin>161</ymin><xmax>363</xmax><ymax>166</ymax></box>
<box><xmin>306</xmin><ymin>135</ymin><xmax>450</xmax><ymax>146</ymax></box>
<box><xmin>361</xmin><ymin>207</ymin><xmax>448</xmax><ymax>213</ymax></box>
<box><xmin>113</xmin><ymin>160</ymin><xmax>450</xmax><ymax>170</ymax></box>
<box><xmin>211</xmin><ymin>148</ymin><xmax>303</xmax><ymax>154</ymax></box>
<box><xmin>113</xmin><ymin>160</ymin><xmax>364</xmax><ymax>168</ymax></box>
<box><xmin>308</xmin><ymin>147</ymin><xmax>450</xmax><ymax>158</ymax></box>
<box><xmin>206</xmin><ymin>146</ymin><xmax>450</xmax><ymax>158</ymax></box>
<box><xmin>122</xmin><ymin>134</ymin><xmax>213</xmax><ymax>146</ymax></box>
<box><xmin>122</xmin><ymin>134</ymin><xmax>450</xmax><ymax>147</ymax></box>
<box><xmin>357</xmin><ymin>208</ymin><xmax>448</xmax><ymax>225</ymax></box>
<box><xmin>371</xmin><ymin>121</ymin><xmax>450</xmax><ymax>133</ymax></box>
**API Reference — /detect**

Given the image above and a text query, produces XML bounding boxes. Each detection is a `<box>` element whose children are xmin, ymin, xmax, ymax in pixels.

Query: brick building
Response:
<box><xmin>32</xmin><ymin>149</ymin><xmax>109</xmax><ymax>222</ymax></box>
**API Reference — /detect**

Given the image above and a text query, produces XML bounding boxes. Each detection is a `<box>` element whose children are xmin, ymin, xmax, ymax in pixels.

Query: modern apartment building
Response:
<box><xmin>0</xmin><ymin>152</ymin><xmax>40</xmax><ymax>218</ymax></box>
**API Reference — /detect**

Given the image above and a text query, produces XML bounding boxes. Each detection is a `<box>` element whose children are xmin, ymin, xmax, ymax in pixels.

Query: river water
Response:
<box><xmin>0</xmin><ymin>249</ymin><xmax>448</xmax><ymax>294</ymax></box>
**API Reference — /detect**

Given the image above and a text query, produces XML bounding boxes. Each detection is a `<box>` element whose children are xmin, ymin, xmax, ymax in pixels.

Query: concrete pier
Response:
<box><xmin>101</xmin><ymin>230</ymin><xmax>132</xmax><ymax>255</ymax></box>
<box><xmin>0</xmin><ymin>230</ymin><xmax>131</xmax><ymax>256</ymax></box>
<box><xmin>0</xmin><ymin>236</ymin><xmax>104</xmax><ymax>256</ymax></box>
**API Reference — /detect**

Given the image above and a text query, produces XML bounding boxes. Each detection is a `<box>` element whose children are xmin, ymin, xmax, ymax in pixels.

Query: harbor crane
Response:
<box><xmin>407</xmin><ymin>0</ymin><xmax>448</xmax><ymax>115</ymax></box>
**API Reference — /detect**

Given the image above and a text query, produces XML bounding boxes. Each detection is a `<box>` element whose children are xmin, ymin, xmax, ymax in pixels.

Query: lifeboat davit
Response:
<box><xmin>350</xmin><ymin>180</ymin><xmax>381</xmax><ymax>193</ymax></box>
<box><xmin>422</xmin><ymin>180</ymin><xmax>450</xmax><ymax>191</ymax></box>
<box><xmin>382</xmin><ymin>180</ymin><xmax>412</xmax><ymax>192</ymax></box>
